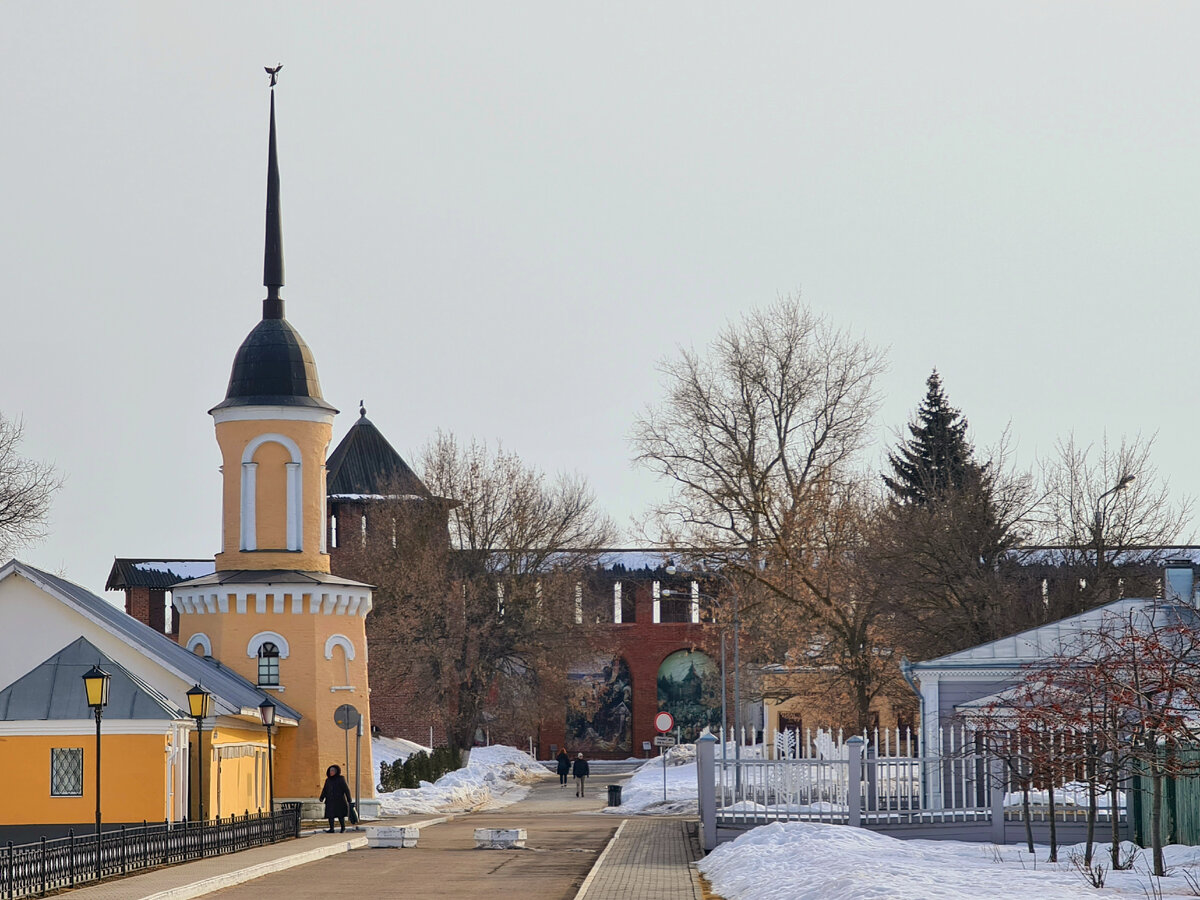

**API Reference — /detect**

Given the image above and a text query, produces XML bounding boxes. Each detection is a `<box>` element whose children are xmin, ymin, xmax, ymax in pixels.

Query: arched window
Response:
<box><xmin>258</xmin><ymin>642</ymin><xmax>280</xmax><ymax>686</ymax></box>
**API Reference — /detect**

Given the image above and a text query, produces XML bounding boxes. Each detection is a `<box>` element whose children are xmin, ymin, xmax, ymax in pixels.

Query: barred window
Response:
<box><xmin>51</xmin><ymin>748</ymin><xmax>84</xmax><ymax>797</ymax></box>
<box><xmin>258</xmin><ymin>642</ymin><xmax>280</xmax><ymax>686</ymax></box>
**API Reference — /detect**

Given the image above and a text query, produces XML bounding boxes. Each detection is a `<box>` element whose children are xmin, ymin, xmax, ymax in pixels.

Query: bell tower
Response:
<box><xmin>173</xmin><ymin>71</ymin><xmax>375</xmax><ymax>812</ymax></box>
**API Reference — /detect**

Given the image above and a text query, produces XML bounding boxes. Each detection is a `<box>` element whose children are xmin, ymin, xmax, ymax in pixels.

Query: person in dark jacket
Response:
<box><xmin>572</xmin><ymin>752</ymin><xmax>590</xmax><ymax>797</ymax></box>
<box><xmin>555</xmin><ymin>749</ymin><xmax>571</xmax><ymax>788</ymax></box>
<box><xmin>319</xmin><ymin>764</ymin><xmax>353</xmax><ymax>832</ymax></box>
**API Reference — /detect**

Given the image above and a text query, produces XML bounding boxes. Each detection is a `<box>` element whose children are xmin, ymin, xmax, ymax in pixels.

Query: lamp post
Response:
<box><xmin>82</xmin><ymin>664</ymin><xmax>111</xmax><ymax>879</ymax></box>
<box><xmin>186</xmin><ymin>684</ymin><xmax>212</xmax><ymax>825</ymax></box>
<box><xmin>1094</xmin><ymin>474</ymin><xmax>1134</xmax><ymax>578</ymax></box>
<box><xmin>258</xmin><ymin>698</ymin><xmax>276</xmax><ymax>814</ymax></box>
<box><xmin>664</xmin><ymin>563</ymin><xmax>743</xmax><ymax>787</ymax></box>
<box><xmin>661</xmin><ymin>585</ymin><xmax>728</xmax><ymax>769</ymax></box>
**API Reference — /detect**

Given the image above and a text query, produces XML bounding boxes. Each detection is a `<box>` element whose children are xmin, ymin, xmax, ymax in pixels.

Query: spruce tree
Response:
<box><xmin>884</xmin><ymin>370</ymin><xmax>977</xmax><ymax>505</ymax></box>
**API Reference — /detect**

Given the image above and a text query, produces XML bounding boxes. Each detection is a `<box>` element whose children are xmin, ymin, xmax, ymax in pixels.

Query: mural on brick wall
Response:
<box><xmin>565</xmin><ymin>656</ymin><xmax>632</xmax><ymax>753</ymax></box>
<box><xmin>657</xmin><ymin>649</ymin><xmax>721</xmax><ymax>742</ymax></box>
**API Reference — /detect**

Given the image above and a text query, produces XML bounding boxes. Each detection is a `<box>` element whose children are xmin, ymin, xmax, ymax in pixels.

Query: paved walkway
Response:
<box><xmin>60</xmin><ymin>817</ymin><xmax>442</xmax><ymax>900</ymax></box>
<box><xmin>54</xmin><ymin>779</ymin><xmax>705</xmax><ymax>900</ymax></box>
<box><xmin>576</xmin><ymin>818</ymin><xmax>702</xmax><ymax>900</ymax></box>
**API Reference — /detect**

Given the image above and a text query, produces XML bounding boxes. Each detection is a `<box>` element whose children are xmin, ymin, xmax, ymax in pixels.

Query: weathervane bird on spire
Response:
<box><xmin>265</xmin><ymin>64</ymin><xmax>282</xmax><ymax>87</ymax></box>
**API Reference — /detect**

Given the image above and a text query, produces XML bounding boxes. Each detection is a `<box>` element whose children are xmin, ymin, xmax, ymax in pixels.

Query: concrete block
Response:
<box><xmin>367</xmin><ymin>826</ymin><xmax>420</xmax><ymax>848</ymax></box>
<box><xmin>473</xmin><ymin>827</ymin><xmax>527</xmax><ymax>849</ymax></box>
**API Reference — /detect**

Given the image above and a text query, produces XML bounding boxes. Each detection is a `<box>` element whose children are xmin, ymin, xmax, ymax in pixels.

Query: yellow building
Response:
<box><xmin>0</xmin><ymin>561</ymin><xmax>299</xmax><ymax>839</ymax></box>
<box><xmin>0</xmin><ymin>77</ymin><xmax>375</xmax><ymax>836</ymax></box>
<box><xmin>171</xmin><ymin>78</ymin><xmax>375</xmax><ymax>816</ymax></box>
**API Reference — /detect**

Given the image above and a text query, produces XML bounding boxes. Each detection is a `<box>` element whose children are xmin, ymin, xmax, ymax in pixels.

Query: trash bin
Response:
<box><xmin>607</xmin><ymin>784</ymin><xmax>622</xmax><ymax>807</ymax></box>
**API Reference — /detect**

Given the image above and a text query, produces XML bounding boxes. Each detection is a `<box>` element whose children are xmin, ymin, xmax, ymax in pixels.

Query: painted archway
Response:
<box><xmin>656</xmin><ymin>649</ymin><xmax>720</xmax><ymax>742</ymax></box>
<box><xmin>565</xmin><ymin>656</ymin><xmax>632</xmax><ymax>754</ymax></box>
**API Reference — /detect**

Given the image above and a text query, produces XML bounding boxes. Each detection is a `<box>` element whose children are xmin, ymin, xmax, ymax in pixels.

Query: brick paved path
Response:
<box><xmin>577</xmin><ymin>817</ymin><xmax>701</xmax><ymax>900</ymax></box>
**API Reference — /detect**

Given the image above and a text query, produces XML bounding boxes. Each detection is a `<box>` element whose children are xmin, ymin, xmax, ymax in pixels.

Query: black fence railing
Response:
<box><xmin>1</xmin><ymin>805</ymin><xmax>301</xmax><ymax>899</ymax></box>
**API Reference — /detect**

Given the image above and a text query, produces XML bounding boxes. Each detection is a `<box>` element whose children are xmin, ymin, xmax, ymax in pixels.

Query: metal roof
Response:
<box><xmin>173</xmin><ymin>568</ymin><xmax>371</xmax><ymax>590</ymax></box>
<box><xmin>3</xmin><ymin>561</ymin><xmax>301</xmax><ymax>723</ymax></box>
<box><xmin>326</xmin><ymin>409</ymin><xmax>432</xmax><ymax>499</ymax></box>
<box><xmin>0</xmin><ymin>636</ymin><xmax>181</xmax><ymax>721</ymax></box>
<box><xmin>210</xmin><ymin>317</ymin><xmax>335</xmax><ymax>413</ymax></box>
<box><xmin>906</xmin><ymin>595</ymin><xmax>1200</xmax><ymax>672</ymax></box>
<box><xmin>105</xmin><ymin>558</ymin><xmax>216</xmax><ymax>591</ymax></box>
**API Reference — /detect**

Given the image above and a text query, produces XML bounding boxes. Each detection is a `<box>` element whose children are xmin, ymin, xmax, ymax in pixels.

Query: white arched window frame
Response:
<box><xmin>240</xmin><ymin>433</ymin><xmax>304</xmax><ymax>552</ymax></box>
<box><xmin>325</xmin><ymin>634</ymin><xmax>356</xmax><ymax>688</ymax></box>
<box><xmin>246</xmin><ymin>631</ymin><xmax>291</xmax><ymax>659</ymax></box>
<box><xmin>186</xmin><ymin>633</ymin><xmax>213</xmax><ymax>656</ymax></box>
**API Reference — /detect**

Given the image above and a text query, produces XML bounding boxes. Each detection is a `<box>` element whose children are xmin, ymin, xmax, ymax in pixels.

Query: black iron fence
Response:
<box><xmin>1</xmin><ymin>805</ymin><xmax>302</xmax><ymax>899</ymax></box>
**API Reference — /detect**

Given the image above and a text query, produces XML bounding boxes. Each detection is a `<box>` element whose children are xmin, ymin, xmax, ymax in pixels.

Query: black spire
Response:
<box><xmin>262</xmin><ymin>66</ymin><xmax>285</xmax><ymax>320</ymax></box>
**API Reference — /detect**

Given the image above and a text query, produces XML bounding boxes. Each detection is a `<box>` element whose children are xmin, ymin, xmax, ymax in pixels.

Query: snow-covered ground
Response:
<box><xmin>374</xmin><ymin>744</ymin><xmax>547</xmax><ymax>815</ymax></box>
<box><xmin>604</xmin><ymin>745</ymin><xmax>700</xmax><ymax>815</ymax></box>
<box><xmin>699</xmin><ymin>822</ymin><xmax>1200</xmax><ymax>900</ymax></box>
<box><xmin>372</xmin><ymin>735</ymin><xmax>432</xmax><ymax>770</ymax></box>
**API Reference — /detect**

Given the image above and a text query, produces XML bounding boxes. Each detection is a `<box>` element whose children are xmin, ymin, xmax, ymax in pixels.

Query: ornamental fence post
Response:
<box><xmin>846</xmin><ymin>736</ymin><xmax>864</xmax><ymax>828</ymax></box>
<box><xmin>990</xmin><ymin>757</ymin><xmax>1007</xmax><ymax>844</ymax></box>
<box><xmin>697</xmin><ymin>734</ymin><xmax>717</xmax><ymax>852</ymax></box>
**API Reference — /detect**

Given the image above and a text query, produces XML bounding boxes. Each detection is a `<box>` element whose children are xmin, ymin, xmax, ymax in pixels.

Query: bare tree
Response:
<box><xmin>632</xmin><ymin>298</ymin><xmax>890</xmax><ymax>728</ymax></box>
<box><xmin>1036</xmin><ymin>433</ymin><xmax>1192</xmax><ymax>616</ymax></box>
<box><xmin>0</xmin><ymin>414</ymin><xmax>61</xmax><ymax>558</ymax></box>
<box><xmin>340</xmin><ymin>433</ymin><xmax>615</xmax><ymax>752</ymax></box>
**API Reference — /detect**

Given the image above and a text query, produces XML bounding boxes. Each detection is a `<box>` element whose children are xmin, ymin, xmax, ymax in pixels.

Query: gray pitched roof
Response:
<box><xmin>4</xmin><ymin>561</ymin><xmax>300</xmax><ymax>723</ymax></box>
<box><xmin>0</xmin><ymin>637</ymin><xmax>181</xmax><ymax>721</ymax></box>
<box><xmin>906</xmin><ymin>595</ymin><xmax>1200</xmax><ymax>673</ymax></box>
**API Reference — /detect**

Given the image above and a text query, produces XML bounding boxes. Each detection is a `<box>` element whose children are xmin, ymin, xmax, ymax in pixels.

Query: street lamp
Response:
<box><xmin>82</xmin><ymin>664</ymin><xmax>110</xmax><ymax>879</ymax></box>
<box><xmin>186</xmin><ymin>684</ymin><xmax>212</xmax><ymax>824</ymax></box>
<box><xmin>665</xmin><ymin>563</ymin><xmax>743</xmax><ymax>774</ymax></box>
<box><xmin>258</xmin><ymin>698</ymin><xmax>276</xmax><ymax>814</ymax></box>
<box><xmin>661</xmin><ymin>585</ymin><xmax>728</xmax><ymax>769</ymax></box>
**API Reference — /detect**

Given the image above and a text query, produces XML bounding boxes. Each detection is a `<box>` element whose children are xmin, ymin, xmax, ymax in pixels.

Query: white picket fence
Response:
<box><xmin>701</xmin><ymin>726</ymin><xmax>1127</xmax><ymax>840</ymax></box>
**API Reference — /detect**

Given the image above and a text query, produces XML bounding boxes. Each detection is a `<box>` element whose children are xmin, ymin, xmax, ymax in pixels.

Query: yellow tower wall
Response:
<box><xmin>213</xmin><ymin>415</ymin><xmax>332</xmax><ymax>574</ymax></box>
<box><xmin>175</xmin><ymin>600</ymin><xmax>373</xmax><ymax>801</ymax></box>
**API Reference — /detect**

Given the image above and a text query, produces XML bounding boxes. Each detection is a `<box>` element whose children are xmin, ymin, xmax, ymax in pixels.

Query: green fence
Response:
<box><xmin>1129</xmin><ymin>747</ymin><xmax>1200</xmax><ymax>847</ymax></box>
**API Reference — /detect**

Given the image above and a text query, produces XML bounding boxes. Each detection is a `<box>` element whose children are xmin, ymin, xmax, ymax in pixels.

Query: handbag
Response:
<box><xmin>349</xmin><ymin>802</ymin><xmax>359</xmax><ymax>825</ymax></box>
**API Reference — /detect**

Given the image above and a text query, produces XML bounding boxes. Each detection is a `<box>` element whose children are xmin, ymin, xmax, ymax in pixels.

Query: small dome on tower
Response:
<box><xmin>211</xmin><ymin>318</ymin><xmax>335</xmax><ymax>411</ymax></box>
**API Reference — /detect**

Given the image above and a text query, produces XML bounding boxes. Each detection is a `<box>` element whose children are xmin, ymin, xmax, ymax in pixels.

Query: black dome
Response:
<box><xmin>210</xmin><ymin>317</ymin><xmax>337</xmax><ymax>412</ymax></box>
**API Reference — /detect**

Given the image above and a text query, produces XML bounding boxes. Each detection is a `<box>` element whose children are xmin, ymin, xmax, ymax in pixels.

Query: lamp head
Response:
<box><xmin>82</xmin><ymin>664</ymin><xmax>111</xmax><ymax>710</ymax></box>
<box><xmin>258</xmin><ymin>697</ymin><xmax>276</xmax><ymax>727</ymax></box>
<box><xmin>665</xmin><ymin>561</ymin><xmax>676</xmax><ymax>576</ymax></box>
<box><xmin>186</xmin><ymin>683</ymin><xmax>212</xmax><ymax>720</ymax></box>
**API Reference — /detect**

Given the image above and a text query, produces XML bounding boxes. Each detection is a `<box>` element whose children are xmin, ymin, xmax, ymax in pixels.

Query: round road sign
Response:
<box><xmin>654</xmin><ymin>711</ymin><xmax>674</xmax><ymax>733</ymax></box>
<box><xmin>334</xmin><ymin>703</ymin><xmax>361</xmax><ymax>731</ymax></box>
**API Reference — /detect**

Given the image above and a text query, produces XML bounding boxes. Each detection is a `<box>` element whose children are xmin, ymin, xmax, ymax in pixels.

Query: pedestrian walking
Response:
<box><xmin>556</xmin><ymin>749</ymin><xmax>571</xmax><ymax>788</ymax></box>
<box><xmin>319</xmin><ymin>764</ymin><xmax>353</xmax><ymax>833</ymax></box>
<box><xmin>572</xmin><ymin>752</ymin><xmax>590</xmax><ymax>797</ymax></box>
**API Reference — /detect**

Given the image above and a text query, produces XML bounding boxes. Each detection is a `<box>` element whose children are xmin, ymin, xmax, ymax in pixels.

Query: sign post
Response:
<box><xmin>334</xmin><ymin>704</ymin><xmax>361</xmax><ymax>823</ymax></box>
<box><xmin>654</xmin><ymin>712</ymin><xmax>675</xmax><ymax>802</ymax></box>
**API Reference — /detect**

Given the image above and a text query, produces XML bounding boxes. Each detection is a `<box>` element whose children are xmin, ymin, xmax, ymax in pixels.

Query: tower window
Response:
<box><xmin>258</xmin><ymin>642</ymin><xmax>280</xmax><ymax>686</ymax></box>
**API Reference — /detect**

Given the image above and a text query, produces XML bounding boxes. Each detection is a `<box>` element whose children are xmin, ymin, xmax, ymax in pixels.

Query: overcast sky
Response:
<box><xmin>2</xmin><ymin>3</ymin><xmax>1198</xmax><ymax>598</ymax></box>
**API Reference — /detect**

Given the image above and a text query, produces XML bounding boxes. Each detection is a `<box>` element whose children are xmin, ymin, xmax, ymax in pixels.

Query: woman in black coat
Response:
<box><xmin>572</xmin><ymin>752</ymin><xmax>590</xmax><ymax>797</ymax></box>
<box><xmin>555</xmin><ymin>749</ymin><xmax>571</xmax><ymax>788</ymax></box>
<box><xmin>319</xmin><ymin>764</ymin><xmax>353</xmax><ymax>833</ymax></box>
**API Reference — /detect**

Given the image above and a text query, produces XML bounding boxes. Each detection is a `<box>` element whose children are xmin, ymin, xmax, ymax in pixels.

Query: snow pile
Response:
<box><xmin>603</xmin><ymin>746</ymin><xmax>700</xmax><ymax>815</ymax></box>
<box><xmin>1005</xmin><ymin>782</ymin><xmax>1125</xmax><ymax>809</ymax></box>
<box><xmin>375</xmin><ymin>745</ymin><xmax>546</xmax><ymax>815</ymax></box>
<box><xmin>372</xmin><ymin>736</ymin><xmax>432</xmax><ymax>770</ymax></box>
<box><xmin>699</xmin><ymin>822</ymin><xmax>1200</xmax><ymax>900</ymax></box>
